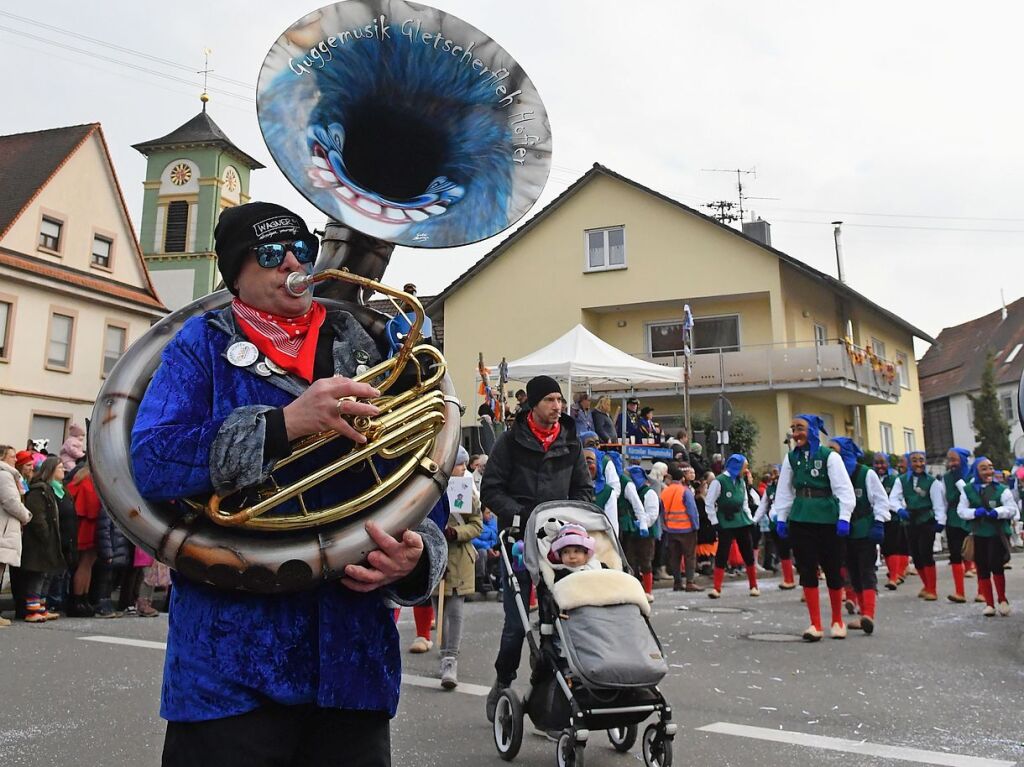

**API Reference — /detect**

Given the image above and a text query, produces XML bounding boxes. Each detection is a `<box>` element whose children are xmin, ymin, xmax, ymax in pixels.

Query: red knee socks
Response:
<box><xmin>413</xmin><ymin>604</ymin><xmax>433</xmax><ymax>639</ymax></box>
<box><xmin>803</xmin><ymin>586</ymin><xmax>821</xmax><ymax>630</ymax></box>
<box><xmin>951</xmin><ymin>563</ymin><xmax>965</xmax><ymax>598</ymax></box>
<box><xmin>642</xmin><ymin>571</ymin><xmax>654</xmax><ymax>595</ymax></box>
<box><xmin>993</xmin><ymin>574</ymin><xmax>1007</xmax><ymax>604</ymax></box>
<box><xmin>885</xmin><ymin>556</ymin><xmax>899</xmax><ymax>581</ymax></box>
<box><xmin>746</xmin><ymin>564</ymin><xmax>758</xmax><ymax>590</ymax></box>
<box><xmin>860</xmin><ymin>589</ymin><xmax>876</xmax><ymax>620</ymax></box>
<box><xmin>899</xmin><ymin>555</ymin><xmax>910</xmax><ymax>579</ymax></box>
<box><xmin>828</xmin><ymin>588</ymin><xmax>844</xmax><ymax>627</ymax></box>
<box><xmin>979</xmin><ymin>578</ymin><xmax>994</xmax><ymax>607</ymax></box>
<box><xmin>781</xmin><ymin>559</ymin><xmax>795</xmax><ymax>585</ymax></box>
<box><xmin>713</xmin><ymin>567</ymin><xmax>725</xmax><ymax>593</ymax></box>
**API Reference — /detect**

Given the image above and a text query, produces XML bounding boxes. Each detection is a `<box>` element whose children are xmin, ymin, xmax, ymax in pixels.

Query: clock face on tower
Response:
<box><xmin>170</xmin><ymin>163</ymin><xmax>192</xmax><ymax>186</ymax></box>
<box><xmin>224</xmin><ymin>167</ymin><xmax>239</xmax><ymax>192</ymax></box>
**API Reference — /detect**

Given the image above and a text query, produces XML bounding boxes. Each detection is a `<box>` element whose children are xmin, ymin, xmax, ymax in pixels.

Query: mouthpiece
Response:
<box><xmin>285</xmin><ymin>272</ymin><xmax>313</xmax><ymax>296</ymax></box>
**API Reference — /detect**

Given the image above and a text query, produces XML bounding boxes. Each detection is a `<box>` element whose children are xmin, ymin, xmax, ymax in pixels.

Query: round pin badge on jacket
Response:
<box><xmin>227</xmin><ymin>342</ymin><xmax>259</xmax><ymax>368</ymax></box>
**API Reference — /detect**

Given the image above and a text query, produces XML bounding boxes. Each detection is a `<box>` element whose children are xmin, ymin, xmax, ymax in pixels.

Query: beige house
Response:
<box><xmin>428</xmin><ymin>164</ymin><xmax>933</xmax><ymax>467</ymax></box>
<box><xmin>0</xmin><ymin>123</ymin><xmax>166</xmax><ymax>451</ymax></box>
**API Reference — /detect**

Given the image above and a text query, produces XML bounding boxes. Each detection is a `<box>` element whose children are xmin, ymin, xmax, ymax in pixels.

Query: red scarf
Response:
<box><xmin>231</xmin><ymin>298</ymin><xmax>327</xmax><ymax>382</ymax></box>
<box><xmin>527</xmin><ymin>411</ymin><xmax>561</xmax><ymax>452</ymax></box>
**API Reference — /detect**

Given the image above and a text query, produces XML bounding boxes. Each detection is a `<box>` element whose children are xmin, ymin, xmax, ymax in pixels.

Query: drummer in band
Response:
<box><xmin>131</xmin><ymin>202</ymin><xmax>448</xmax><ymax>767</ymax></box>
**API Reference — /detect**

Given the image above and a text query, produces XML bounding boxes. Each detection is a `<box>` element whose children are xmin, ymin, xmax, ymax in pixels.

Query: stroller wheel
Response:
<box><xmin>642</xmin><ymin>724</ymin><xmax>673</xmax><ymax>767</ymax></box>
<box><xmin>607</xmin><ymin>724</ymin><xmax>637</xmax><ymax>752</ymax></box>
<box><xmin>555</xmin><ymin>731</ymin><xmax>585</xmax><ymax>767</ymax></box>
<box><xmin>493</xmin><ymin>689</ymin><xmax>524</xmax><ymax>761</ymax></box>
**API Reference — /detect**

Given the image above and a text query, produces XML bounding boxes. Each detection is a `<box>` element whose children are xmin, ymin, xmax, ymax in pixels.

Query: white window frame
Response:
<box><xmin>813</xmin><ymin>322</ymin><xmax>827</xmax><ymax>346</ymax></box>
<box><xmin>691</xmin><ymin>313</ymin><xmax>741</xmax><ymax>354</ymax></box>
<box><xmin>870</xmin><ymin>337</ymin><xmax>886</xmax><ymax>359</ymax></box>
<box><xmin>1000</xmin><ymin>393</ymin><xmax>1014</xmax><ymax>424</ymax></box>
<box><xmin>0</xmin><ymin>297</ymin><xmax>13</xmax><ymax>362</ymax></box>
<box><xmin>880</xmin><ymin>422</ymin><xmax>894</xmax><ymax>454</ymax></box>
<box><xmin>91</xmin><ymin>234</ymin><xmax>114</xmax><ymax>269</ymax></box>
<box><xmin>101</xmin><ymin>322</ymin><xmax>128</xmax><ymax>378</ymax></box>
<box><xmin>39</xmin><ymin>215</ymin><xmax>63</xmax><ymax>254</ymax></box>
<box><xmin>646</xmin><ymin>319</ymin><xmax>686</xmax><ymax>359</ymax></box>
<box><xmin>903</xmin><ymin>428</ymin><xmax>916</xmax><ymax>452</ymax></box>
<box><xmin>895</xmin><ymin>351</ymin><xmax>910</xmax><ymax>389</ymax></box>
<box><xmin>46</xmin><ymin>310</ymin><xmax>76</xmax><ymax>372</ymax></box>
<box><xmin>583</xmin><ymin>226</ymin><xmax>626</xmax><ymax>273</ymax></box>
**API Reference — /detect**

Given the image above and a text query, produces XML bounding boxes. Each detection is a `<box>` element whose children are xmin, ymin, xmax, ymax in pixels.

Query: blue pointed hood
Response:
<box><xmin>794</xmin><ymin>413</ymin><xmax>826</xmax><ymax>452</ymax></box>
<box><xmin>627</xmin><ymin>465</ymin><xmax>648</xmax><ymax>489</ymax></box>
<box><xmin>968</xmin><ymin>456</ymin><xmax>991</xmax><ymax>492</ymax></box>
<box><xmin>829</xmin><ymin>437</ymin><xmax>863</xmax><ymax>476</ymax></box>
<box><xmin>583</xmin><ymin>448</ymin><xmax>605</xmax><ymax>494</ymax></box>
<box><xmin>947</xmin><ymin>447</ymin><xmax>972</xmax><ymax>480</ymax></box>
<box><xmin>725</xmin><ymin>453</ymin><xmax>746</xmax><ymax>480</ymax></box>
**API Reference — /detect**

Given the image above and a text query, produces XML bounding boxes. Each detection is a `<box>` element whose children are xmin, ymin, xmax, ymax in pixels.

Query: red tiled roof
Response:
<box><xmin>0</xmin><ymin>123</ymin><xmax>166</xmax><ymax>312</ymax></box>
<box><xmin>918</xmin><ymin>296</ymin><xmax>1024</xmax><ymax>402</ymax></box>
<box><xmin>0</xmin><ymin>246</ymin><xmax>164</xmax><ymax>310</ymax></box>
<box><xmin>0</xmin><ymin>123</ymin><xmax>96</xmax><ymax>239</ymax></box>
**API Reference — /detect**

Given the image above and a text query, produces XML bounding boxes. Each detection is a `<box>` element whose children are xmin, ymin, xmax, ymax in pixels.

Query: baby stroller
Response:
<box><xmin>492</xmin><ymin>501</ymin><xmax>675</xmax><ymax>766</ymax></box>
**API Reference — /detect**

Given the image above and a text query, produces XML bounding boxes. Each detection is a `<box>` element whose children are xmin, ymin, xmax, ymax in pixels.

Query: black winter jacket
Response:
<box><xmin>481</xmin><ymin>411</ymin><xmax>594</xmax><ymax>537</ymax></box>
<box><xmin>592</xmin><ymin>410</ymin><xmax>616</xmax><ymax>443</ymax></box>
<box><xmin>21</xmin><ymin>482</ymin><xmax>67</xmax><ymax>573</ymax></box>
<box><xmin>96</xmin><ymin>504</ymin><xmax>130</xmax><ymax>567</ymax></box>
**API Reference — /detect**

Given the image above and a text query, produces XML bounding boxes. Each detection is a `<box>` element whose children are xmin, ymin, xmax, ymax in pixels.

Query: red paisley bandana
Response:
<box><xmin>231</xmin><ymin>298</ymin><xmax>327</xmax><ymax>382</ymax></box>
<box><xmin>527</xmin><ymin>411</ymin><xmax>561</xmax><ymax>452</ymax></box>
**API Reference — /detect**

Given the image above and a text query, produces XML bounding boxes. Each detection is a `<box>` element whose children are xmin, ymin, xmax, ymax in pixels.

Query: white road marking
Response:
<box><xmin>697</xmin><ymin>722</ymin><xmax>1016</xmax><ymax>767</ymax></box>
<box><xmin>78</xmin><ymin>636</ymin><xmax>491</xmax><ymax>697</ymax></box>
<box><xmin>79</xmin><ymin>635</ymin><xmax>168</xmax><ymax>650</ymax></box>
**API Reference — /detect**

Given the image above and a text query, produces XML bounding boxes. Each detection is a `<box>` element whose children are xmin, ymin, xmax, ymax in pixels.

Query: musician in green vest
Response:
<box><xmin>887</xmin><ymin>450</ymin><xmax>946</xmax><ymax>601</ymax></box>
<box><xmin>875</xmin><ymin>453</ymin><xmax>909</xmax><ymax>590</ymax></box>
<box><xmin>618</xmin><ymin>465</ymin><xmax>661</xmax><ymax>602</ymax></box>
<box><xmin>705</xmin><ymin>454</ymin><xmax>761</xmax><ymax>599</ymax></box>
<box><xmin>943</xmin><ymin>447</ymin><xmax>973</xmax><ymax>603</ymax></box>
<box><xmin>773</xmin><ymin>414</ymin><xmax>856</xmax><ymax>642</ymax></box>
<box><xmin>828</xmin><ymin>438</ymin><xmax>889</xmax><ymax>635</ymax></box>
<box><xmin>955</xmin><ymin>456</ymin><xmax>1018</xmax><ymax>617</ymax></box>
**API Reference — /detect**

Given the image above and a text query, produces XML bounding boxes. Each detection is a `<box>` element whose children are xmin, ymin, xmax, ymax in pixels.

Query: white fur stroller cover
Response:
<box><xmin>525</xmin><ymin>501</ymin><xmax>668</xmax><ymax>688</ymax></box>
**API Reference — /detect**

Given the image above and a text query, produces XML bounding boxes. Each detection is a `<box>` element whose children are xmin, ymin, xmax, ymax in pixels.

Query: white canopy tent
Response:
<box><xmin>499</xmin><ymin>324</ymin><xmax>685</xmax><ymax>389</ymax></box>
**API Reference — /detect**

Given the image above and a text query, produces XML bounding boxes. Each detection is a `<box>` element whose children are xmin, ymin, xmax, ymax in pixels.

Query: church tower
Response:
<box><xmin>133</xmin><ymin>97</ymin><xmax>264</xmax><ymax>310</ymax></box>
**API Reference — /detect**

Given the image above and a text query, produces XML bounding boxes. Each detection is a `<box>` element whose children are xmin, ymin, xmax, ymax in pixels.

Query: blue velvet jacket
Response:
<box><xmin>131</xmin><ymin>306</ymin><xmax>447</xmax><ymax>722</ymax></box>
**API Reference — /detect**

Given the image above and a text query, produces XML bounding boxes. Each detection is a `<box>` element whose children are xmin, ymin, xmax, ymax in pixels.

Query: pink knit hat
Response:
<box><xmin>550</xmin><ymin>523</ymin><xmax>595</xmax><ymax>558</ymax></box>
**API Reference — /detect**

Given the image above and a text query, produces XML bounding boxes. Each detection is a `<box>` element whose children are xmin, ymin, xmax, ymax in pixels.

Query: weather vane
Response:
<box><xmin>198</xmin><ymin>48</ymin><xmax>213</xmax><ymax>109</ymax></box>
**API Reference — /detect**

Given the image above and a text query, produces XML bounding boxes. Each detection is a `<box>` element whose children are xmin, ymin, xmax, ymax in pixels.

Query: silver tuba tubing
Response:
<box><xmin>88</xmin><ymin>285</ymin><xmax>462</xmax><ymax>593</ymax></box>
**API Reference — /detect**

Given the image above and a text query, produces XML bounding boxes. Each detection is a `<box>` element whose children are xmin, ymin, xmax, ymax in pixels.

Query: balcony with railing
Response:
<box><xmin>633</xmin><ymin>340</ymin><xmax>902</xmax><ymax>404</ymax></box>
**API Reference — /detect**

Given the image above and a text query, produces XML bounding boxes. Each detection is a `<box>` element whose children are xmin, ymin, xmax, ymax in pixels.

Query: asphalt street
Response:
<box><xmin>2</xmin><ymin>561</ymin><xmax>1023</xmax><ymax>767</ymax></box>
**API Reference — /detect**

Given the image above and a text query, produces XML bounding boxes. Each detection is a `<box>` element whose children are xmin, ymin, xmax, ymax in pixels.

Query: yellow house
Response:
<box><xmin>427</xmin><ymin>164</ymin><xmax>933</xmax><ymax>468</ymax></box>
<box><xmin>0</xmin><ymin>124</ymin><xmax>167</xmax><ymax>450</ymax></box>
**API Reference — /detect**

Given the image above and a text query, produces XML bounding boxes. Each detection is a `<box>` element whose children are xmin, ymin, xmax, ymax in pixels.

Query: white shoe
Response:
<box><xmin>997</xmin><ymin>601</ymin><xmax>1011</xmax><ymax>617</ymax></box>
<box><xmin>830</xmin><ymin>622</ymin><xmax>847</xmax><ymax>639</ymax></box>
<box><xmin>408</xmin><ymin>636</ymin><xmax>433</xmax><ymax>653</ymax></box>
<box><xmin>0</xmin><ymin>616</ymin><xmax>11</xmax><ymax>627</ymax></box>
<box><xmin>749</xmin><ymin>587</ymin><xmax>760</xmax><ymax>597</ymax></box>
<box><xmin>646</xmin><ymin>592</ymin><xmax>655</xmax><ymax>603</ymax></box>
<box><xmin>982</xmin><ymin>605</ymin><xmax>996</xmax><ymax>617</ymax></box>
<box><xmin>707</xmin><ymin>589</ymin><xmax>721</xmax><ymax>599</ymax></box>
<box><xmin>440</xmin><ymin>656</ymin><xmax>458</xmax><ymax>689</ymax></box>
<box><xmin>802</xmin><ymin>625</ymin><xmax>823</xmax><ymax>642</ymax></box>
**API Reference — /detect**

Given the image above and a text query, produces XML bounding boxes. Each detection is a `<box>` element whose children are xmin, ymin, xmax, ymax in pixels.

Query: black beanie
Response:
<box><xmin>214</xmin><ymin>202</ymin><xmax>315</xmax><ymax>294</ymax></box>
<box><xmin>526</xmin><ymin>375</ymin><xmax>562</xmax><ymax>408</ymax></box>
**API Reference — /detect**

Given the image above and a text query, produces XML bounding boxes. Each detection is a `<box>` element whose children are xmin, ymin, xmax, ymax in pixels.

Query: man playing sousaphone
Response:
<box><xmin>131</xmin><ymin>202</ymin><xmax>447</xmax><ymax>767</ymax></box>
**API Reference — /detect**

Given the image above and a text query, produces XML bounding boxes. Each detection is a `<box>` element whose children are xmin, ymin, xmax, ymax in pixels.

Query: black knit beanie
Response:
<box><xmin>526</xmin><ymin>375</ymin><xmax>562</xmax><ymax>408</ymax></box>
<box><xmin>214</xmin><ymin>202</ymin><xmax>315</xmax><ymax>294</ymax></box>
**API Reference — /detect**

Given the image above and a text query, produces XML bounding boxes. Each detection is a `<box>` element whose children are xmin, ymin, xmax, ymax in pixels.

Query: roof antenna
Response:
<box><xmin>198</xmin><ymin>48</ymin><xmax>213</xmax><ymax>111</ymax></box>
<box><xmin>1002</xmin><ymin>288</ymin><xmax>1008</xmax><ymax>321</ymax></box>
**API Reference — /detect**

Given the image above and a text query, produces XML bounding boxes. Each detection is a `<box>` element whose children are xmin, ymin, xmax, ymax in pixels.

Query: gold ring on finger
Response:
<box><xmin>336</xmin><ymin>398</ymin><xmax>346</xmax><ymax>417</ymax></box>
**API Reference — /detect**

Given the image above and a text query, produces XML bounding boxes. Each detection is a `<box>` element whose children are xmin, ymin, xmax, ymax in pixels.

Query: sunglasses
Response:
<box><xmin>251</xmin><ymin>239</ymin><xmax>318</xmax><ymax>268</ymax></box>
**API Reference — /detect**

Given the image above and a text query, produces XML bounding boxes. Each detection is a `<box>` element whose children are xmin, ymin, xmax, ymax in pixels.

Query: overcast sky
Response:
<box><xmin>5</xmin><ymin>1</ymin><xmax>1022</xmax><ymax>356</ymax></box>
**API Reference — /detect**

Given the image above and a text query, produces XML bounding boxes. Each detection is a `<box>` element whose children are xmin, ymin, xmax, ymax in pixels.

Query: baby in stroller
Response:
<box><xmin>492</xmin><ymin>501</ymin><xmax>675</xmax><ymax>767</ymax></box>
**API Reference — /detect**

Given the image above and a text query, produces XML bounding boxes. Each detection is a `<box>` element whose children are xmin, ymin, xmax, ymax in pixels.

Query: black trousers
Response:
<box><xmin>789</xmin><ymin>521</ymin><xmax>843</xmax><ymax>589</ymax></box>
<box><xmin>908</xmin><ymin>523</ymin><xmax>936</xmax><ymax>569</ymax></box>
<box><xmin>974</xmin><ymin>536</ymin><xmax>1009</xmax><ymax>579</ymax></box>
<box><xmin>946</xmin><ymin>526</ymin><xmax>968</xmax><ymax>565</ymax></box>
<box><xmin>714</xmin><ymin>525</ymin><xmax>755</xmax><ymax>569</ymax></box>
<box><xmin>162</xmin><ymin>704</ymin><xmax>390</xmax><ymax>767</ymax></box>
<box><xmin>665</xmin><ymin>532</ymin><xmax>697</xmax><ymax>584</ymax></box>
<box><xmin>771</xmin><ymin>529</ymin><xmax>792</xmax><ymax>560</ymax></box>
<box><xmin>880</xmin><ymin>520</ymin><xmax>908</xmax><ymax>556</ymax></box>
<box><xmin>845</xmin><ymin>538</ymin><xmax>878</xmax><ymax>593</ymax></box>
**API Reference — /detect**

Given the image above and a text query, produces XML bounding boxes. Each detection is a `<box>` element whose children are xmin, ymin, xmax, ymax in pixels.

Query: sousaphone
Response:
<box><xmin>88</xmin><ymin>0</ymin><xmax>551</xmax><ymax>593</ymax></box>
